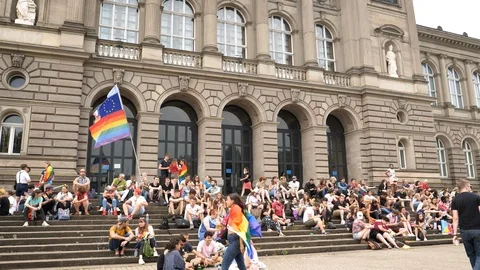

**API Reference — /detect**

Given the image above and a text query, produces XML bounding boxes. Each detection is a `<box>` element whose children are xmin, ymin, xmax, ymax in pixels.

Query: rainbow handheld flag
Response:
<box><xmin>89</xmin><ymin>85</ymin><xmax>131</xmax><ymax>149</ymax></box>
<box><xmin>227</xmin><ymin>205</ymin><xmax>262</xmax><ymax>259</ymax></box>
<box><xmin>178</xmin><ymin>164</ymin><xmax>188</xmax><ymax>184</ymax></box>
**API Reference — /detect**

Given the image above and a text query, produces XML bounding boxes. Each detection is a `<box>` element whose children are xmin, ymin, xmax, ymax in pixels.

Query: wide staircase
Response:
<box><xmin>0</xmin><ymin>201</ymin><xmax>456</xmax><ymax>269</ymax></box>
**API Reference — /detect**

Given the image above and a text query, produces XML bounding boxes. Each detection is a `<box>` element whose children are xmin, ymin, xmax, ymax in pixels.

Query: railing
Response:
<box><xmin>222</xmin><ymin>57</ymin><xmax>258</xmax><ymax>75</ymax></box>
<box><xmin>96</xmin><ymin>40</ymin><xmax>141</xmax><ymax>60</ymax></box>
<box><xmin>275</xmin><ymin>64</ymin><xmax>307</xmax><ymax>81</ymax></box>
<box><xmin>324</xmin><ymin>72</ymin><xmax>351</xmax><ymax>87</ymax></box>
<box><xmin>163</xmin><ymin>49</ymin><xmax>202</xmax><ymax>68</ymax></box>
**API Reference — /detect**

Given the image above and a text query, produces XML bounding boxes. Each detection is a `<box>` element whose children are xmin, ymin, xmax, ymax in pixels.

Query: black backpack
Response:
<box><xmin>175</xmin><ymin>218</ymin><xmax>190</xmax><ymax>229</ymax></box>
<box><xmin>159</xmin><ymin>216</ymin><xmax>169</xmax><ymax>230</ymax></box>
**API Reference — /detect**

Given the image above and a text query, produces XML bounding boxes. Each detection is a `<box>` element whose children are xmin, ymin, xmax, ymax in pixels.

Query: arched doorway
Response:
<box><xmin>87</xmin><ymin>97</ymin><xmax>137</xmax><ymax>193</ymax></box>
<box><xmin>277</xmin><ymin>110</ymin><xmax>302</xmax><ymax>181</ymax></box>
<box><xmin>158</xmin><ymin>101</ymin><xmax>198</xmax><ymax>176</ymax></box>
<box><xmin>327</xmin><ymin>115</ymin><xmax>347</xmax><ymax>180</ymax></box>
<box><xmin>222</xmin><ymin>105</ymin><xmax>252</xmax><ymax>194</ymax></box>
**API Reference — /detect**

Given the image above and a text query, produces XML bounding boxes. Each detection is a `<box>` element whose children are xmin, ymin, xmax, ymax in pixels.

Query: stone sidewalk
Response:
<box><xmin>38</xmin><ymin>244</ymin><xmax>471</xmax><ymax>270</ymax></box>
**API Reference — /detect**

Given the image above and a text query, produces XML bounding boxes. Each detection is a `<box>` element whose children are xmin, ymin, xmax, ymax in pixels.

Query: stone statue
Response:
<box><xmin>386</xmin><ymin>45</ymin><xmax>398</xmax><ymax>78</ymax></box>
<box><xmin>15</xmin><ymin>0</ymin><xmax>37</xmax><ymax>26</ymax></box>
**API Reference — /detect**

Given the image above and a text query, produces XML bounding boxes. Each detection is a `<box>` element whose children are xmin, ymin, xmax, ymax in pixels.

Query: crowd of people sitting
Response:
<box><xmin>0</xmin><ymin>157</ymin><xmax>463</xmax><ymax>269</ymax></box>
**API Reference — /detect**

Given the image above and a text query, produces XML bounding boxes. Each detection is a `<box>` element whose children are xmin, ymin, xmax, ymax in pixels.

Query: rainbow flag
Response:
<box><xmin>178</xmin><ymin>164</ymin><xmax>188</xmax><ymax>184</ymax></box>
<box><xmin>227</xmin><ymin>205</ymin><xmax>262</xmax><ymax>259</ymax></box>
<box><xmin>89</xmin><ymin>85</ymin><xmax>131</xmax><ymax>148</ymax></box>
<box><xmin>441</xmin><ymin>220</ymin><xmax>452</xmax><ymax>235</ymax></box>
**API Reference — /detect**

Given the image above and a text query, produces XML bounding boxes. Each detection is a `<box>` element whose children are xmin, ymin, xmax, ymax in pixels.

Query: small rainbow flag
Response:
<box><xmin>89</xmin><ymin>85</ymin><xmax>131</xmax><ymax>149</ymax></box>
<box><xmin>178</xmin><ymin>163</ymin><xmax>188</xmax><ymax>184</ymax></box>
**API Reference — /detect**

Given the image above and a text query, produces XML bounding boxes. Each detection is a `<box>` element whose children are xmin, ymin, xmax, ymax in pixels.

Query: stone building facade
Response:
<box><xmin>0</xmin><ymin>0</ymin><xmax>478</xmax><ymax>191</ymax></box>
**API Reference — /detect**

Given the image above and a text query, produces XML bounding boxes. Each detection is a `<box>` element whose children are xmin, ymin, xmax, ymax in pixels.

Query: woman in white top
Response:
<box><xmin>246</xmin><ymin>191</ymin><xmax>261</xmax><ymax>212</ymax></box>
<box><xmin>134</xmin><ymin>217</ymin><xmax>158</xmax><ymax>265</ymax></box>
<box><xmin>55</xmin><ymin>185</ymin><xmax>73</xmax><ymax>211</ymax></box>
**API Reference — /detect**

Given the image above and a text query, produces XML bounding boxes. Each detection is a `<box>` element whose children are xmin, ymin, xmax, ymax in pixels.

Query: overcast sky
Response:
<box><xmin>413</xmin><ymin>0</ymin><xmax>480</xmax><ymax>40</ymax></box>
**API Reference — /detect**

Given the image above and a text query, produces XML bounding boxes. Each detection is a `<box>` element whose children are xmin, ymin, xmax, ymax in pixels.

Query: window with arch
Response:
<box><xmin>422</xmin><ymin>63</ymin><xmax>437</xmax><ymax>102</ymax></box>
<box><xmin>398</xmin><ymin>141</ymin><xmax>406</xmax><ymax>169</ymax></box>
<box><xmin>436</xmin><ymin>138</ymin><xmax>448</xmax><ymax>177</ymax></box>
<box><xmin>269</xmin><ymin>16</ymin><xmax>293</xmax><ymax>65</ymax></box>
<box><xmin>447</xmin><ymin>67</ymin><xmax>463</xmax><ymax>108</ymax></box>
<box><xmin>463</xmin><ymin>140</ymin><xmax>475</xmax><ymax>178</ymax></box>
<box><xmin>161</xmin><ymin>0</ymin><xmax>195</xmax><ymax>51</ymax></box>
<box><xmin>473</xmin><ymin>72</ymin><xmax>480</xmax><ymax>107</ymax></box>
<box><xmin>0</xmin><ymin>114</ymin><xmax>24</xmax><ymax>155</ymax></box>
<box><xmin>315</xmin><ymin>24</ymin><xmax>335</xmax><ymax>71</ymax></box>
<box><xmin>217</xmin><ymin>7</ymin><xmax>246</xmax><ymax>58</ymax></box>
<box><xmin>99</xmin><ymin>0</ymin><xmax>139</xmax><ymax>43</ymax></box>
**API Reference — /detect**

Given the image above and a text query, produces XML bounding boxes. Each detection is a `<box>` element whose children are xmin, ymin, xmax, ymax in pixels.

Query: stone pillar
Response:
<box><xmin>197</xmin><ymin>117</ymin><xmax>223</xmax><ymax>183</ymax></box>
<box><xmin>65</xmin><ymin>0</ymin><xmax>85</xmax><ymax>25</ymax></box>
<box><xmin>84</xmin><ymin>0</ymin><xmax>98</xmax><ymax>33</ymax></box>
<box><xmin>136</xmin><ymin>112</ymin><xmax>161</xmax><ymax>177</ymax></box>
<box><xmin>439</xmin><ymin>55</ymin><xmax>450</xmax><ymax>106</ymax></box>
<box><xmin>255</xmin><ymin>0</ymin><xmax>270</xmax><ymax>60</ymax></box>
<box><xmin>252</xmin><ymin>122</ymin><xmax>279</xmax><ymax>180</ymax></box>
<box><xmin>203</xmin><ymin>0</ymin><xmax>217</xmax><ymax>52</ymax></box>
<box><xmin>301</xmin><ymin>0</ymin><xmax>317</xmax><ymax>67</ymax></box>
<box><xmin>301</xmin><ymin>126</ymin><xmax>329</xmax><ymax>180</ymax></box>
<box><xmin>465</xmin><ymin>60</ymin><xmax>477</xmax><ymax>109</ymax></box>
<box><xmin>143</xmin><ymin>0</ymin><xmax>162</xmax><ymax>43</ymax></box>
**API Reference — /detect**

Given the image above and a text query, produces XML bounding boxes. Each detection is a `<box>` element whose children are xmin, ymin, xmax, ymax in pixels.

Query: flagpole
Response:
<box><xmin>129</xmin><ymin>134</ymin><xmax>141</xmax><ymax>178</ymax></box>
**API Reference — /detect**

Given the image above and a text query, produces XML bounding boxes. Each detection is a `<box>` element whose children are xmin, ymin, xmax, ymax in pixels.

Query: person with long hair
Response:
<box><xmin>134</xmin><ymin>217</ymin><xmax>158</xmax><ymax>265</ymax></box>
<box><xmin>161</xmin><ymin>237</ymin><xmax>193</xmax><ymax>270</ymax></box>
<box><xmin>222</xmin><ymin>193</ymin><xmax>248</xmax><ymax>270</ymax></box>
<box><xmin>169</xmin><ymin>158</ymin><xmax>179</xmax><ymax>179</ymax></box>
<box><xmin>178</xmin><ymin>159</ymin><xmax>188</xmax><ymax>184</ymax></box>
<box><xmin>239</xmin><ymin>168</ymin><xmax>252</xmax><ymax>197</ymax></box>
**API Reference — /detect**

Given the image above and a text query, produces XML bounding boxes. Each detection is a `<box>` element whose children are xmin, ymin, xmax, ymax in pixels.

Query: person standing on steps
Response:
<box><xmin>239</xmin><ymin>168</ymin><xmax>252</xmax><ymax>197</ymax></box>
<box><xmin>159</xmin><ymin>153</ymin><xmax>171</xmax><ymax>181</ymax></box>
<box><xmin>452</xmin><ymin>179</ymin><xmax>480</xmax><ymax>270</ymax></box>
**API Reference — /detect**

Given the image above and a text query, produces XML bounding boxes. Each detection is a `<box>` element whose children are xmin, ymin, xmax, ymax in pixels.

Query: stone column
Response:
<box><xmin>65</xmin><ymin>0</ymin><xmax>85</xmax><ymax>25</ymax></box>
<box><xmin>439</xmin><ymin>55</ymin><xmax>450</xmax><ymax>106</ymax></box>
<box><xmin>301</xmin><ymin>0</ymin><xmax>317</xmax><ymax>67</ymax></box>
<box><xmin>465</xmin><ymin>60</ymin><xmax>477</xmax><ymax>109</ymax></box>
<box><xmin>301</xmin><ymin>126</ymin><xmax>329</xmax><ymax>180</ymax></box>
<box><xmin>136</xmin><ymin>112</ymin><xmax>161</xmax><ymax>177</ymax></box>
<box><xmin>197</xmin><ymin>117</ymin><xmax>223</xmax><ymax>183</ymax></box>
<box><xmin>203</xmin><ymin>0</ymin><xmax>217</xmax><ymax>52</ymax></box>
<box><xmin>252</xmin><ymin>122</ymin><xmax>279</xmax><ymax>180</ymax></box>
<box><xmin>143</xmin><ymin>0</ymin><xmax>162</xmax><ymax>43</ymax></box>
<box><xmin>255</xmin><ymin>0</ymin><xmax>270</xmax><ymax>60</ymax></box>
<box><xmin>84</xmin><ymin>0</ymin><xmax>98</xmax><ymax>33</ymax></box>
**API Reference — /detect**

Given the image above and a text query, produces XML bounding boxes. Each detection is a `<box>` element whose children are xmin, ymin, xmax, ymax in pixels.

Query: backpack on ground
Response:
<box><xmin>175</xmin><ymin>218</ymin><xmax>190</xmax><ymax>229</ymax></box>
<box><xmin>159</xmin><ymin>216</ymin><xmax>169</xmax><ymax>230</ymax></box>
<box><xmin>57</xmin><ymin>208</ymin><xmax>70</xmax><ymax>220</ymax></box>
<box><xmin>367</xmin><ymin>240</ymin><xmax>382</xmax><ymax>250</ymax></box>
<box><xmin>327</xmin><ymin>222</ymin><xmax>337</xmax><ymax>229</ymax></box>
<box><xmin>142</xmin><ymin>238</ymin><xmax>154</xmax><ymax>258</ymax></box>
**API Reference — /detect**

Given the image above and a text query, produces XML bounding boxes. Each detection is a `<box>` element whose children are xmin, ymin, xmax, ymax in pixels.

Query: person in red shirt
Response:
<box><xmin>271</xmin><ymin>199</ymin><xmax>292</xmax><ymax>230</ymax></box>
<box><xmin>419</xmin><ymin>179</ymin><xmax>430</xmax><ymax>191</ymax></box>
<box><xmin>73</xmin><ymin>185</ymin><xmax>90</xmax><ymax>215</ymax></box>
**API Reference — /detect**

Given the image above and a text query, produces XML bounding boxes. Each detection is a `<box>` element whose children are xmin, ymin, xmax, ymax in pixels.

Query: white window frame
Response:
<box><xmin>436</xmin><ymin>138</ymin><xmax>448</xmax><ymax>177</ymax></box>
<box><xmin>473</xmin><ymin>72</ymin><xmax>480</xmax><ymax>107</ymax></box>
<box><xmin>0</xmin><ymin>115</ymin><xmax>23</xmax><ymax>155</ymax></box>
<box><xmin>463</xmin><ymin>141</ymin><xmax>475</xmax><ymax>178</ymax></box>
<box><xmin>99</xmin><ymin>0</ymin><xmax>139</xmax><ymax>43</ymax></box>
<box><xmin>448</xmin><ymin>67</ymin><xmax>464</xmax><ymax>109</ymax></box>
<box><xmin>161</xmin><ymin>0</ymin><xmax>195</xmax><ymax>51</ymax></box>
<box><xmin>217</xmin><ymin>6</ymin><xmax>246</xmax><ymax>58</ymax></box>
<box><xmin>269</xmin><ymin>16</ymin><xmax>293</xmax><ymax>65</ymax></box>
<box><xmin>422</xmin><ymin>62</ymin><xmax>437</xmax><ymax>103</ymax></box>
<box><xmin>315</xmin><ymin>24</ymin><xmax>335</xmax><ymax>71</ymax></box>
<box><xmin>398</xmin><ymin>141</ymin><xmax>406</xmax><ymax>169</ymax></box>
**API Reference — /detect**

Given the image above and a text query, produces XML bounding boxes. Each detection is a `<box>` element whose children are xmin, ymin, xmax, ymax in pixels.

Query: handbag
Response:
<box><xmin>57</xmin><ymin>208</ymin><xmax>70</xmax><ymax>220</ymax></box>
<box><xmin>142</xmin><ymin>238</ymin><xmax>154</xmax><ymax>258</ymax></box>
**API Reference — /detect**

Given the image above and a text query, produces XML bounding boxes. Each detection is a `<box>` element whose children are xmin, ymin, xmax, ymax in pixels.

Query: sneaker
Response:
<box><xmin>98</xmin><ymin>207</ymin><xmax>104</xmax><ymax>212</ymax></box>
<box><xmin>138</xmin><ymin>257</ymin><xmax>145</xmax><ymax>265</ymax></box>
<box><xmin>340</xmin><ymin>220</ymin><xmax>345</xmax><ymax>225</ymax></box>
<box><xmin>322</xmin><ymin>231</ymin><xmax>328</xmax><ymax>235</ymax></box>
<box><xmin>102</xmin><ymin>210</ymin><xmax>107</xmax><ymax>216</ymax></box>
<box><xmin>23</xmin><ymin>221</ymin><xmax>28</xmax><ymax>227</ymax></box>
<box><xmin>279</xmin><ymin>232</ymin><xmax>285</xmax><ymax>237</ymax></box>
<box><xmin>153</xmin><ymin>250</ymin><xmax>159</xmax><ymax>257</ymax></box>
<box><xmin>115</xmin><ymin>207</ymin><xmax>121</xmax><ymax>211</ymax></box>
<box><xmin>267</xmin><ymin>229</ymin><xmax>273</xmax><ymax>232</ymax></box>
<box><xmin>190</xmin><ymin>222</ymin><xmax>194</xmax><ymax>230</ymax></box>
<box><xmin>408</xmin><ymin>233</ymin><xmax>415</xmax><ymax>237</ymax></box>
<box><xmin>402</xmin><ymin>245</ymin><xmax>411</xmax><ymax>249</ymax></box>
<box><xmin>42</xmin><ymin>221</ymin><xmax>50</xmax><ymax>227</ymax></box>
<box><xmin>113</xmin><ymin>210</ymin><xmax>118</xmax><ymax>216</ymax></box>
<box><xmin>424</xmin><ymin>238</ymin><xmax>428</xmax><ymax>241</ymax></box>
<box><xmin>416</xmin><ymin>237</ymin><xmax>420</xmax><ymax>241</ymax></box>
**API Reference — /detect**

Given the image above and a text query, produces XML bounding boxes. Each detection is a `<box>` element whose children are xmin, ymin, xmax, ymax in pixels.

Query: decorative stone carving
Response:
<box><xmin>179</xmin><ymin>75</ymin><xmax>190</xmax><ymax>91</ymax></box>
<box><xmin>386</xmin><ymin>44</ymin><xmax>398</xmax><ymax>78</ymax></box>
<box><xmin>112</xmin><ymin>69</ymin><xmax>125</xmax><ymax>85</ymax></box>
<box><xmin>15</xmin><ymin>0</ymin><xmax>36</xmax><ymax>25</ymax></box>
<box><xmin>291</xmin><ymin>89</ymin><xmax>301</xmax><ymax>103</ymax></box>
<box><xmin>276</xmin><ymin>2</ymin><xmax>283</xmax><ymax>11</ymax></box>
<box><xmin>397</xmin><ymin>99</ymin><xmax>407</xmax><ymax>109</ymax></box>
<box><xmin>11</xmin><ymin>54</ymin><xmax>25</xmax><ymax>68</ymax></box>
<box><xmin>23</xmin><ymin>107</ymin><xmax>29</xmax><ymax>113</ymax></box>
<box><xmin>238</xmin><ymin>82</ymin><xmax>248</xmax><ymax>97</ymax></box>
<box><xmin>338</xmin><ymin>94</ymin><xmax>347</xmax><ymax>108</ymax></box>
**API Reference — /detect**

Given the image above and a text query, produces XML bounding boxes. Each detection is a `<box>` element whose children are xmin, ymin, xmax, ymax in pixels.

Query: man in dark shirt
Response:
<box><xmin>332</xmin><ymin>194</ymin><xmax>349</xmax><ymax>225</ymax></box>
<box><xmin>158</xmin><ymin>153</ymin><xmax>171</xmax><ymax>180</ymax></box>
<box><xmin>452</xmin><ymin>179</ymin><xmax>480</xmax><ymax>270</ymax></box>
<box><xmin>304</xmin><ymin>178</ymin><xmax>317</xmax><ymax>197</ymax></box>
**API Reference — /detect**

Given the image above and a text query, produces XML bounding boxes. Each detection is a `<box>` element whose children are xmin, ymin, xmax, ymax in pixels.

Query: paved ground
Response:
<box><xmin>38</xmin><ymin>244</ymin><xmax>471</xmax><ymax>270</ymax></box>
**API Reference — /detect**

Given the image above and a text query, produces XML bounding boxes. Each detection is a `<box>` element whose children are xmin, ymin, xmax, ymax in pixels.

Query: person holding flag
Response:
<box><xmin>178</xmin><ymin>159</ymin><xmax>188</xmax><ymax>184</ymax></box>
<box><xmin>222</xmin><ymin>193</ymin><xmax>262</xmax><ymax>270</ymax></box>
<box><xmin>38</xmin><ymin>161</ymin><xmax>54</xmax><ymax>191</ymax></box>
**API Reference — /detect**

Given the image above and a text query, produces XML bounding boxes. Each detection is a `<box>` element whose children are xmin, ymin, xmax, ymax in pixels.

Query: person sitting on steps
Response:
<box><xmin>303</xmin><ymin>202</ymin><xmax>327</xmax><ymax>234</ymax></box>
<box><xmin>102</xmin><ymin>185</ymin><xmax>120</xmax><ymax>216</ymax></box>
<box><xmin>123</xmin><ymin>188</ymin><xmax>148</xmax><ymax>219</ymax></box>
<box><xmin>134</xmin><ymin>217</ymin><xmax>159</xmax><ymax>265</ymax></box>
<box><xmin>72</xmin><ymin>185</ymin><xmax>90</xmax><ymax>215</ymax></box>
<box><xmin>169</xmin><ymin>189</ymin><xmax>184</xmax><ymax>217</ymax></box>
<box><xmin>23</xmin><ymin>189</ymin><xmax>49</xmax><ymax>227</ymax></box>
<box><xmin>108</xmin><ymin>216</ymin><xmax>135</xmax><ymax>257</ymax></box>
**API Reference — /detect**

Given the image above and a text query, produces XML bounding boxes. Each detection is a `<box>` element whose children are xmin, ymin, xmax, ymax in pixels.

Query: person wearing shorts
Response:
<box><xmin>169</xmin><ymin>189</ymin><xmax>184</xmax><ymax>216</ymax></box>
<box><xmin>122</xmin><ymin>188</ymin><xmax>148</xmax><ymax>218</ymax></box>
<box><xmin>240</xmin><ymin>167</ymin><xmax>252</xmax><ymax>197</ymax></box>
<box><xmin>15</xmin><ymin>164</ymin><xmax>31</xmax><ymax>203</ymax></box>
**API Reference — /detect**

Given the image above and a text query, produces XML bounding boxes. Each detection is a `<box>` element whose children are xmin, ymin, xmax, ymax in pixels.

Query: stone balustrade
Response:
<box><xmin>275</xmin><ymin>64</ymin><xmax>307</xmax><ymax>81</ymax></box>
<box><xmin>222</xmin><ymin>57</ymin><xmax>258</xmax><ymax>75</ymax></box>
<box><xmin>96</xmin><ymin>40</ymin><xmax>141</xmax><ymax>60</ymax></box>
<box><xmin>163</xmin><ymin>49</ymin><xmax>202</xmax><ymax>68</ymax></box>
<box><xmin>324</xmin><ymin>71</ymin><xmax>351</xmax><ymax>87</ymax></box>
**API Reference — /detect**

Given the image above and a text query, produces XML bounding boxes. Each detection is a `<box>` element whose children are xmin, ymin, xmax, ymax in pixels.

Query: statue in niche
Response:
<box><xmin>15</xmin><ymin>0</ymin><xmax>37</xmax><ymax>25</ymax></box>
<box><xmin>386</xmin><ymin>44</ymin><xmax>398</xmax><ymax>78</ymax></box>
